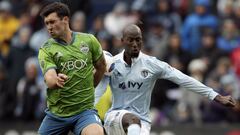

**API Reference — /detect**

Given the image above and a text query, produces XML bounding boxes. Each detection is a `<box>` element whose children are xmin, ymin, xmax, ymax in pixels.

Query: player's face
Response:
<box><xmin>44</xmin><ymin>12</ymin><xmax>67</xmax><ymax>38</ymax></box>
<box><xmin>123</xmin><ymin>32</ymin><xmax>143</xmax><ymax>58</ymax></box>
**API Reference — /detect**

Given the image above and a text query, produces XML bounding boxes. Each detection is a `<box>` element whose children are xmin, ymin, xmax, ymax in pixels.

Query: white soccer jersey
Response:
<box><xmin>95</xmin><ymin>51</ymin><xmax>219</xmax><ymax>123</ymax></box>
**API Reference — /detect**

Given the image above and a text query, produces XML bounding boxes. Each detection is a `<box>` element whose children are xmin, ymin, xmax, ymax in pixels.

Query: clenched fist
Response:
<box><xmin>56</xmin><ymin>73</ymin><xmax>68</xmax><ymax>88</ymax></box>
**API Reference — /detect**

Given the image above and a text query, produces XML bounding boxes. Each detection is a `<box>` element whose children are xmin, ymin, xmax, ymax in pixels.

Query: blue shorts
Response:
<box><xmin>38</xmin><ymin>109</ymin><xmax>102</xmax><ymax>135</ymax></box>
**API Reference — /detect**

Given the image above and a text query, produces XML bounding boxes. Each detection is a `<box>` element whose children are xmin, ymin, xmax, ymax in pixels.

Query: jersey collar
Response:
<box><xmin>120</xmin><ymin>50</ymin><xmax>143</xmax><ymax>66</ymax></box>
<box><xmin>53</xmin><ymin>31</ymin><xmax>76</xmax><ymax>45</ymax></box>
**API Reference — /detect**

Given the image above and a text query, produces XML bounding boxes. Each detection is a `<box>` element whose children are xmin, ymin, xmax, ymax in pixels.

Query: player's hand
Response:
<box><xmin>214</xmin><ymin>95</ymin><xmax>236</xmax><ymax>107</ymax></box>
<box><xmin>232</xmin><ymin>99</ymin><xmax>240</xmax><ymax>112</ymax></box>
<box><xmin>56</xmin><ymin>73</ymin><xmax>68</xmax><ymax>88</ymax></box>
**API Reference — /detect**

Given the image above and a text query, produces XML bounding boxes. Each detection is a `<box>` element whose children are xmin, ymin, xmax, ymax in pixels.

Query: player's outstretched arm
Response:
<box><xmin>44</xmin><ymin>69</ymin><xmax>68</xmax><ymax>89</ymax></box>
<box><xmin>94</xmin><ymin>55</ymin><xmax>106</xmax><ymax>87</ymax></box>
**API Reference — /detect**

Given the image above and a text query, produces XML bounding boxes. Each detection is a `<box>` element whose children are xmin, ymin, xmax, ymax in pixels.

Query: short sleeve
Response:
<box><xmin>89</xmin><ymin>34</ymin><xmax>103</xmax><ymax>63</ymax></box>
<box><xmin>38</xmin><ymin>47</ymin><xmax>57</xmax><ymax>75</ymax></box>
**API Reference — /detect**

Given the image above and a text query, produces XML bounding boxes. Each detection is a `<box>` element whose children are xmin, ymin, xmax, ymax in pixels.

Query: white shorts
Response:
<box><xmin>104</xmin><ymin>110</ymin><xmax>151</xmax><ymax>135</ymax></box>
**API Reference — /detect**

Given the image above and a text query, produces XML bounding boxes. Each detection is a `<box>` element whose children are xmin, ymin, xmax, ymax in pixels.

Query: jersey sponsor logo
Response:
<box><xmin>60</xmin><ymin>58</ymin><xmax>88</xmax><ymax>71</ymax></box>
<box><xmin>141</xmin><ymin>70</ymin><xmax>149</xmax><ymax>78</ymax></box>
<box><xmin>80</xmin><ymin>42</ymin><xmax>89</xmax><ymax>54</ymax></box>
<box><xmin>119</xmin><ymin>81</ymin><xmax>143</xmax><ymax>90</ymax></box>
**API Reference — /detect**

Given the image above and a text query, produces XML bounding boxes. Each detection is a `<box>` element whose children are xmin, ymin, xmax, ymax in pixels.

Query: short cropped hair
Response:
<box><xmin>40</xmin><ymin>2</ymin><xmax>70</xmax><ymax>19</ymax></box>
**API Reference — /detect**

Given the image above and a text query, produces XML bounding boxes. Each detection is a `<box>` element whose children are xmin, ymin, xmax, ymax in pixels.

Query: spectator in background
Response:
<box><xmin>163</xmin><ymin>33</ymin><xmax>191</xmax><ymax>74</ymax></box>
<box><xmin>89</xmin><ymin>15</ymin><xmax>109</xmax><ymax>38</ymax></box>
<box><xmin>220</xmin><ymin>74</ymin><xmax>239</xmax><ymax>101</ymax></box>
<box><xmin>172</xmin><ymin>0</ymin><xmax>190</xmax><ymax>19</ymax></box>
<box><xmin>28</xmin><ymin>1</ymin><xmax>44</xmax><ymax>31</ymax></box>
<box><xmin>205</xmin><ymin>57</ymin><xmax>233</xmax><ymax>93</ymax></box>
<box><xmin>181</xmin><ymin>0</ymin><xmax>218</xmax><ymax>55</ymax></box>
<box><xmin>233</xmin><ymin>0</ymin><xmax>240</xmax><ymax>29</ymax></box>
<box><xmin>89</xmin><ymin>15</ymin><xmax>111</xmax><ymax>51</ymax></box>
<box><xmin>64</xmin><ymin>0</ymin><xmax>92</xmax><ymax>17</ymax></box>
<box><xmin>188</xmin><ymin>59</ymin><xmax>207</xmax><ymax>83</ymax></box>
<box><xmin>97</xmin><ymin>33</ymin><xmax>111</xmax><ymax>51</ymax></box>
<box><xmin>181</xmin><ymin>59</ymin><xmax>207</xmax><ymax>125</ymax></box>
<box><xmin>0</xmin><ymin>1</ymin><xmax>19</xmax><ymax>58</ymax></box>
<box><xmin>18</xmin><ymin>11</ymin><xmax>32</xmax><ymax>28</ymax></box>
<box><xmin>131</xmin><ymin>0</ymin><xmax>146</xmax><ymax>12</ymax></box>
<box><xmin>197</xmin><ymin>28</ymin><xmax>225</xmax><ymax>75</ymax></box>
<box><xmin>130</xmin><ymin>0</ymin><xmax>147</xmax><ymax>30</ymax></box>
<box><xmin>145</xmin><ymin>21</ymin><xmax>169</xmax><ymax>60</ymax></box>
<box><xmin>70</xmin><ymin>11</ymin><xmax>86</xmax><ymax>32</ymax></box>
<box><xmin>10</xmin><ymin>0</ymin><xmax>28</xmax><ymax>17</ymax></box>
<box><xmin>217</xmin><ymin>19</ymin><xmax>240</xmax><ymax>53</ymax></box>
<box><xmin>4</xmin><ymin>26</ymin><xmax>35</xmax><ymax>118</ymax></box>
<box><xmin>110</xmin><ymin>36</ymin><xmax>123</xmax><ymax>55</ymax></box>
<box><xmin>104</xmin><ymin>2</ymin><xmax>137</xmax><ymax>37</ymax></box>
<box><xmin>147</xmin><ymin>0</ymin><xmax>182</xmax><ymax>33</ymax></box>
<box><xmin>29</xmin><ymin>27</ymin><xmax>50</xmax><ymax>53</ymax></box>
<box><xmin>231</xmin><ymin>48</ymin><xmax>240</xmax><ymax>78</ymax></box>
<box><xmin>217</xmin><ymin>0</ymin><xmax>235</xmax><ymax>20</ymax></box>
<box><xmin>0</xmin><ymin>61</ymin><xmax>9</xmax><ymax>120</ymax></box>
<box><xmin>15</xmin><ymin>57</ymin><xmax>42</xmax><ymax>121</ymax></box>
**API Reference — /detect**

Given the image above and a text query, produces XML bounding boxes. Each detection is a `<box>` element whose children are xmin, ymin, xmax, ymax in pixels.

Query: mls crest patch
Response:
<box><xmin>80</xmin><ymin>42</ymin><xmax>89</xmax><ymax>54</ymax></box>
<box><xmin>141</xmin><ymin>70</ymin><xmax>149</xmax><ymax>78</ymax></box>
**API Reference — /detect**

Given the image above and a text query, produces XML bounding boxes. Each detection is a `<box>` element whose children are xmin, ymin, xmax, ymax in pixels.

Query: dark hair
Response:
<box><xmin>40</xmin><ymin>2</ymin><xmax>70</xmax><ymax>19</ymax></box>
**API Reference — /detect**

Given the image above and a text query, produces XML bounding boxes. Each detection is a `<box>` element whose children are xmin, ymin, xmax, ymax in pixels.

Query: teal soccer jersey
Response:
<box><xmin>38</xmin><ymin>32</ymin><xmax>103</xmax><ymax>117</ymax></box>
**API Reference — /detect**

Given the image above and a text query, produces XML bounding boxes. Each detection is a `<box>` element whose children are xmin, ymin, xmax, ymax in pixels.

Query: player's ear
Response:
<box><xmin>63</xmin><ymin>16</ymin><xmax>69</xmax><ymax>23</ymax></box>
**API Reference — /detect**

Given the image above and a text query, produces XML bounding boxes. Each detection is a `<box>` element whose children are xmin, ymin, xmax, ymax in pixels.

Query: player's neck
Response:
<box><xmin>60</xmin><ymin>28</ymin><xmax>72</xmax><ymax>44</ymax></box>
<box><xmin>124</xmin><ymin>52</ymin><xmax>132</xmax><ymax>66</ymax></box>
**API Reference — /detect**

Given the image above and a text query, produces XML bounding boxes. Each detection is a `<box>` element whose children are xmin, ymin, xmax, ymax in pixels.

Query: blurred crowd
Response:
<box><xmin>0</xmin><ymin>0</ymin><xmax>240</xmax><ymax>126</ymax></box>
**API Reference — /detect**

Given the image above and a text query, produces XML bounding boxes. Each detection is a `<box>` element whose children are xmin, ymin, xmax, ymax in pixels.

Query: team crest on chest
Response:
<box><xmin>80</xmin><ymin>42</ymin><xmax>89</xmax><ymax>54</ymax></box>
<box><xmin>141</xmin><ymin>70</ymin><xmax>149</xmax><ymax>78</ymax></box>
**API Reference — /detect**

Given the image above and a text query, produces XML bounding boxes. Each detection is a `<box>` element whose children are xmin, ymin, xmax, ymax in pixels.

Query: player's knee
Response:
<box><xmin>81</xmin><ymin>124</ymin><xmax>104</xmax><ymax>135</ymax></box>
<box><xmin>122</xmin><ymin>113</ymin><xmax>141</xmax><ymax>132</ymax></box>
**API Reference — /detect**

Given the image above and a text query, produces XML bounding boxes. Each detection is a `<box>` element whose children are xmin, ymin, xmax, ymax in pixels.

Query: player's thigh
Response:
<box><xmin>81</xmin><ymin>123</ymin><xmax>104</xmax><ymax>135</ymax></box>
<box><xmin>38</xmin><ymin>114</ymin><xmax>71</xmax><ymax>135</ymax></box>
<box><xmin>73</xmin><ymin>109</ymin><xmax>103</xmax><ymax>135</ymax></box>
<box><xmin>104</xmin><ymin>110</ymin><xmax>132</xmax><ymax>135</ymax></box>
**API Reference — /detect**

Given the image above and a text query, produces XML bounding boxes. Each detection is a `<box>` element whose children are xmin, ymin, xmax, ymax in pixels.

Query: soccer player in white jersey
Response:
<box><xmin>95</xmin><ymin>24</ymin><xmax>238</xmax><ymax>135</ymax></box>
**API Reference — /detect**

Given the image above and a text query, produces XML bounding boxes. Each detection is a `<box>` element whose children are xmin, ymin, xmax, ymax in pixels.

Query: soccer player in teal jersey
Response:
<box><xmin>38</xmin><ymin>2</ymin><xmax>106</xmax><ymax>135</ymax></box>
